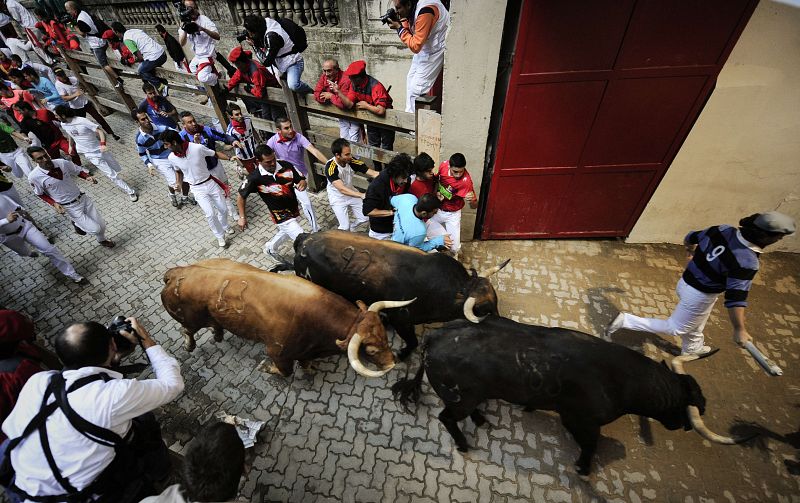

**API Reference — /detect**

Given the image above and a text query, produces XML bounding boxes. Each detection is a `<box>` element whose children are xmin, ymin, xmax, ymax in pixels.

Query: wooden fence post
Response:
<box><xmin>281</xmin><ymin>81</ymin><xmax>320</xmax><ymax>191</ymax></box>
<box><xmin>415</xmin><ymin>96</ymin><xmax>441</xmax><ymax>165</ymax></box>
<box><xmin>58</xmin><ymin>48</ymin><xmax>111</xmax><ymax>116</ymax></box>
<box><xmin>205</xmin><ymin>84</ymin><xmax>230</xmax><ymax>130</ymax></box>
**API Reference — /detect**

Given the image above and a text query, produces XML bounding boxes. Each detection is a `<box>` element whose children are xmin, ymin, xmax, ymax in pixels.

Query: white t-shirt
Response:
<box><xmin>60</xmin><ymin>117</ymin><xmax>101</xmax><ymax>154</ymax></box>
<box><xmin>7</xmin><ymin>0</ymin><xmax>36</xmax><ymax>29</ymax></box>
<box><xmin>0</xmin><ymin>193</ymin><xmax>24</xmax><ymax>235</ymax></box>
<box><xmin>179</xmin><ymin>14</ymin><xmax>217</xmax><ymax>59</ymax></box>
<box><xmin>168</xmin><ymin>143</ymin><xmax>216</xmax><ymax>185</ymax></box>
<box><xmin>76</xmin><ymin>11</ymin><xmax>106</xmax><ymax>49</ymax></box>
<box><xmin>28</xmin><ymin>159</ymin><xmax>85</xmax><ymax>204</ymax></box>
<box><xmin>123</xmin><ymin>29</ymin><xmax>166</xmax><ymax>62</ymax></box>
<box><xmin>55</xmin><ymin>76</ymin><xmax>88</xmax><ymax>109</ymax></box>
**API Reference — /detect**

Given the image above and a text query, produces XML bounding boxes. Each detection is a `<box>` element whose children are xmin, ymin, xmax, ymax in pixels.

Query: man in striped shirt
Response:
<box><xmin>225</xmin><ymin>102</ymin><xmax>260</xmax><ymax>177</ymax></box>
<box><xmin>606</xmin><ymin>212</ymin><xmax>795</xmax><ymax>355</ymax></box>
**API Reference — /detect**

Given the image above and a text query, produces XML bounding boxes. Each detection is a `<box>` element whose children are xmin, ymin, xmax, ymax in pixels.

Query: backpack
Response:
<box><xmin>276</xmin><ymin>17</ymin><xmax>307</xmax><ymax>54</ymax></box>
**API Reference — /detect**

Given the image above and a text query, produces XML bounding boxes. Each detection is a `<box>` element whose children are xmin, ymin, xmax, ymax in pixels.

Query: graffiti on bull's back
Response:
<box><xmin>340</xmin><ymin>246</ymin><xmax>373</xmax><ymax>276</ymax></box>
<box><xmin>215</xmin><ymin>279</ymin><xmax>249</xmax><ymax>316</ymax></box>
<box><xmin>516</xmin><ymin>350</ymin><xmax>565</xmax><ymax>397</ymax></box>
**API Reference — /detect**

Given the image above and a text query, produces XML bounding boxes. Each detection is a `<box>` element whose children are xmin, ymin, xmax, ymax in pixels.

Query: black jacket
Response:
<box><xmin>363</xmin><ymin>170</ymin><xmax>408</xmax><ymax>234</ymax></box>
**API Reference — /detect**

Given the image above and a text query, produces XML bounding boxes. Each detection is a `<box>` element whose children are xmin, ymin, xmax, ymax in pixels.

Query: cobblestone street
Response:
<box><xmin>1</xmin><ymin>112</ymin><xmax>799</xmax><ymax>502</ymax></box>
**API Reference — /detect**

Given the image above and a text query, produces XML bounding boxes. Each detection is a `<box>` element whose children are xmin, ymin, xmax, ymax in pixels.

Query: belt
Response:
<box><xmin>63</xmin><ymin>193</ymin><xmax>83</xmax><ymax>206</ymax></box>
<box><xmin>4</xmin><ymin>225</ymin><xmax>23</xmax><ymax>236</ymax></box>
<box><xmin>189</xmin><ymin>177</ymin><xmax>211</xmax><ymax>186</ymax></box>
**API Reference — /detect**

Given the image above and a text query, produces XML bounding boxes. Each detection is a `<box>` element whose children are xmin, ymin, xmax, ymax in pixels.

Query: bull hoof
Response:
<box><xmin>456</xmin><ymin>444</ymin><xmax>470</xmax><ymax>453</ymax></box>
<box><xmin>300</xmin><ymin>361</ymin><xmax>317</xmax><ymax>374</ymax></box>
<box><xmin>471</xmin><ymin>413</ymin><xmax>487</xmax><ymax>427</ymax></box>
<box><xmin>213</xmin><ymin>329</ymin><xmax>224</xmax><ymax>342</ymax></box>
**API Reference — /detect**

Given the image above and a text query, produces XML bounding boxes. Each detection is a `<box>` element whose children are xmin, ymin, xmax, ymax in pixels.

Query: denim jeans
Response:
<box><xmin>138</xmin><ymin>52</ymin><xmax>167</xmax><ymax>86</ymax></box>
<box><xmin>285</xmin><ymin>58</ymin><xmax>313</xmax><ymax>94</ymax></box>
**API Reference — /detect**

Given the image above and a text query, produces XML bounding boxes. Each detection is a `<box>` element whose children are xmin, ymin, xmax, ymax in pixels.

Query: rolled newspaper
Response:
<box><xmin>743</xmin><ymin>341</ymin><xmax>783</xmax><ymax>376</ymax></box>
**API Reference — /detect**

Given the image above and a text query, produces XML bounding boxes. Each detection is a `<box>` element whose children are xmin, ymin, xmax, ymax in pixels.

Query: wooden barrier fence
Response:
<box><xmin>58</xmin><ymin>48</ymin><xmax>442</xmax><ymax>192</ymax></box>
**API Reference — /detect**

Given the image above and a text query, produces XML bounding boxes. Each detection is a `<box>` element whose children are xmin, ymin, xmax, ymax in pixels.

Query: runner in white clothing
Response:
<box><xmin>0</xmin><ymin>193</ymin><xmax>83</xmax><ymax>283</ymax></box>
<box><xmin>53</xmin><ymin>105</ymin><xmax>138</xmax><ymax>201</ymax></box>
<box><xmin>26</xmin><ymin>147</ymin><xmax>115</xmax><ymax>248</ymax></box>
<box><xmin>161</xmin><ymin>129</ymin><xmax>237</xmax><ymax>247</ymax></box>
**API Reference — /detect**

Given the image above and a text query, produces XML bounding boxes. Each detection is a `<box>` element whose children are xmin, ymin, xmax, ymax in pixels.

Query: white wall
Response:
<box><xmin>628</xmin><ymin>0</ymin><xmax>800</xmax><ymax>253</ymax></box>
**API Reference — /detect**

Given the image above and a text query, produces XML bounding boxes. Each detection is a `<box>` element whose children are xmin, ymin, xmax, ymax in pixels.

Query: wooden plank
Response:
<box><xmin>305</xmin><ymin>130</ymin><xmax>400</xmax><ymax>166</ymax></box>
<box><xmin>94</xmin><ymin>95</ymin><xmax>133</xmax><ymax>114</ymax></box>
<box><xmin>416</xmin><ymin>108</ymin><xmax>442</xmax><ymax>164</ymax></box>
<box><xmin>312</xmin><ymin>162</ymin><xmax>369</xmax><ymax>191</ymax></box>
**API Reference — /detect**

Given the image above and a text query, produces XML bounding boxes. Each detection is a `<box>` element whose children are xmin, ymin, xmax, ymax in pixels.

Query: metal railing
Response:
<box><xmin>117</xmin><ymin>2</ymin><xmax>180</xmax><ymax>26</ymax></box>
<box><xmin>228</xmin><ymin>0</ymin><xmax>339</xmax><ymax>26</ymax></box>
<box><xmin>58</xmin><ymin>46</ymin><xmax>440</xmax><ymax>192</ymax></box>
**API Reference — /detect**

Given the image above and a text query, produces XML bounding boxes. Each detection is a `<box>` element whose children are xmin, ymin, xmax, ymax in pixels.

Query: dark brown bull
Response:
<box><xmin>160</xmin><ymin>259</ymin><xmax>414</xmax><ymax>377</ymax></box>
<box><xmin>291</xmin><ymin>231</ymin><xmax>508</xmax><ymax>359</ymax></box>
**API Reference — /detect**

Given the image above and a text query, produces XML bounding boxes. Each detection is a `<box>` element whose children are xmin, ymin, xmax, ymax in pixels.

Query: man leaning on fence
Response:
<box><xmin>178</xmin><ymin>0</ymin><xmax>221</xmax><ymax>87</ymax></box>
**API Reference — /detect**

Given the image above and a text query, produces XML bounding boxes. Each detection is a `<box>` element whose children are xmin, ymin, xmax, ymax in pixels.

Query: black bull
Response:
<box><xmin>392</xmin><ymin>317</ymin><xmax>754</xmax><ymax>475</ymax></box>
<box><xmin>291</xmin><ymin>230</ymin><xmax>509</xmax><ymax>359</ymax></box>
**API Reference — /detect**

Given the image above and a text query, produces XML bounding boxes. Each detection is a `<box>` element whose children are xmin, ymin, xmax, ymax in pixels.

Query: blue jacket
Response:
<box><xmin>136</xmin><ymin>124</ymin><xmax>176</xmax><ymax>166</ymax></box>
<box><xmin>32</xmin><ymin>77</ymin><xmax>66</xmax><ymax>106</ymax></box>
<box><xmin>390</xmin><ymin>194</ymin><xmax>444</xmax><ymax>252</ymax></box>
<box><xmin>179</xmin><ymin>126</ymin><xmax>235</xmax><ymax>170</ymax></box>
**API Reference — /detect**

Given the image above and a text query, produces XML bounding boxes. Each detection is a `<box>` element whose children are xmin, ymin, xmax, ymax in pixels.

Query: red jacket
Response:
<box><xmin>346</xmin><ymin>74</ymin><xmax>392</xmax><ymax>110</ymax></box>
<box><xmin>313</xmin><ymin>70</ymin><xmax>353</xmax><ymax>110</ymax></box>
<box><xmin>227</xmin><ymin>60</ymin><xmax>279</xmax><ymax>99</ymax></box>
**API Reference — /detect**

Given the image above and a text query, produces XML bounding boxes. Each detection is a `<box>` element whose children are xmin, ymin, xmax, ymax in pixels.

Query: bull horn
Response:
<box><xmin>367</xmin><ymin>298</ymin><xmax>416</xmax><ymax>313</ymax></box>
<box><xmin>480</xmin><ymin>258</ymin><xmax>511</xmax><ymax>278</ymax></box>
<box><xmin>463</xmin><ymin>296</ymin><xmax>487</xmax><ymax>323</ymax></box>
<box><xmin>671</xmin><ymin>355</ymin><xmax>755</xmax><ymax>445</ymax></box>
<box><xmin>347</xmin><ymin>333</ymin><xmax>394</xmax><ymax>378</ymax></box>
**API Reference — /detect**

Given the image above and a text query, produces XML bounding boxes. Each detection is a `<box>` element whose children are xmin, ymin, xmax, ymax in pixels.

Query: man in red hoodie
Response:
<box><xmin>313</xmin><ymin>58</ymin><xmax>359</xmax><ymax>142</ymax></box>
<box><xmin>226</xmin><ymin>46</ymin><xmax>282</xmax><ymax>120</ymax></box>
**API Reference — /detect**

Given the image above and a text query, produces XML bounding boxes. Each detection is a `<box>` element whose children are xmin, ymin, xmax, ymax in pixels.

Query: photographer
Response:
<box><xmin>385</xmin><ymin>0</ymin><xmax>449</xmax><ymax>112</ymax></box>
<box><xmin>242</xmin><ymin>15</ymin><xmax>313</xmax><ymax>94</ymax></box>
<box><xmin>177</xmin><ymin>0</ymin><xmax>221</xmax><ymax>86</ymax></box>
<box><xmin>1</xmin><ymin>317</ymin><xmax>184</xmax><ymax>502</ymax></box>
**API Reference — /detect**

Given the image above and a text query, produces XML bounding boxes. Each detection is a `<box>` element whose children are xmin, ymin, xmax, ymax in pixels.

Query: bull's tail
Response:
<box><xmin>391</xmin><ymin>344</ymin><xmax>428</xmax><ymax>413</ymax></box>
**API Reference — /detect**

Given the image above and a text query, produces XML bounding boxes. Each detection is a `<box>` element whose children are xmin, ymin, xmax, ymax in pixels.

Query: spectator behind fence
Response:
<box><xmin>155</xmin><ymin>24</ymin><xmax>189</xmax><ymax>73</ymax></box>
<box><xmin>33</xmin><ymin>8</ymin><xmax>80</xmax><ymax>51</ymax></box>
<box><xmin>343</xmin><ymin>60</ymin><xmax>394</xmax><ymax>170</ymax></box>
<box><xmin>6</xmin><ymin>0</ymin><xmax>54</xmax><ymax>64</ymax></box>
<box><xmin>314</xmin><ymin>58</ymin><xmax>359</xmax><ymax>142</ymax></box>
<box><xmin>1</xmin><ymin>317</ymin><xmax>184</xmax><ymax>502</ymax></box>
<box><xmin>178</xmin><ymin>0</ymin><xmax>221</xmax><ymax>86</ymax></box>
<box><xmin>226</xmin><ymin>46</ymin><xmax>281</xmax><ymax>120</ymax></box>
<box><xmin>64</xmin><ymin>1</ymin><xmax>125</xmax><ymax>89</ymax></box>
<box><xmin>140</xmin><ymin>422</ymin><xmax>246</xmax><ymax>502</ymax></box>
<box><xmin>242</xmin><ymin>14</ymin><xmax>313</xmax><ymax>94</ymax></box>
<box><xmin>9</xmin><ymin>54</ymin><xmax>54</xmax><ymax>84</ymax></box>
<box><xmin>0</xmin><ymin>310</ymin><xmax>46</xmax><ymax>444</ymax></box>
<box><xmin>111</xmin><ymin>22</ymin><xmax>169</xmax><ymax>96</ymax></box>
<box><xmin>386</xmin><ymin>0</ymin><xmax>450</xmax><ymax>112</ymax></box>
<box><xmin>363</xmin><ymin>153</ymin><xmax>412</xmax><ymax>240</ymax></box>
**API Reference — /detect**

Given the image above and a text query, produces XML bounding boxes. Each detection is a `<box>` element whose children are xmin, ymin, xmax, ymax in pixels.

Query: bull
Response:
<box><xmin>160</xmin><ymin>259</ymin><xmax>414</xmax><ymax>377</ymax></box>
<box><xmin>290</xmin><ymin>230</ymin><xmax>509</xmax><ymax>359</ymax></box>
<box><xmin>392</xmin><ymin>316</ymin><xmax>754</xmax><ymax>475</ymax></box>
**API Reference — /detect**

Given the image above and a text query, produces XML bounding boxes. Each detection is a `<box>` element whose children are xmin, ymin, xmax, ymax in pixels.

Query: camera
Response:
<box><xmin>58</xmin><ymin>13</ymin><xmax>72</xmax><ymax>25</ymax></box>
<box><xmin>174</xmin><ymin>1</ymin><xmax>199</xmax><ymax>34</ymax></box>
<box><xmin>236</xmin><ymin>31</ymin><xmax>249</xmax><ymax>43</ymax></box>
<box><xmin>107</xmin><ymin>315</ymin><xmax>138</xmax><ymax>352</ymax></box>
<box><xmin>380</xmin><ymin>8</ymin><xmax>399</xmax><ymax>25</ymax></box>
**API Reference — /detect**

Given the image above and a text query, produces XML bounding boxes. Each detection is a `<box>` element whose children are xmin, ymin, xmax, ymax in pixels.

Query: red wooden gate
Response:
<box><xmin>481</xmin><ymin>0</ymin><xmax>758</xmax><ymax>239</ymax></box>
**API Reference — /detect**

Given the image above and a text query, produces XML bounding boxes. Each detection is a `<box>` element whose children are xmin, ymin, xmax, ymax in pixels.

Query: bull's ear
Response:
<box><xmin>356</xmin><ymin>300</ymin><xmax>368</xmax><ymax>312</ymax></box>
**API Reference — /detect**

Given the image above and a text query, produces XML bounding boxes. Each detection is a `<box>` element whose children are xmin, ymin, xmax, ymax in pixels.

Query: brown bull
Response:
<box><xmin>160</xmin><ymin>259</ymin><xmax>414</xmax><ymax>377</ymax></box>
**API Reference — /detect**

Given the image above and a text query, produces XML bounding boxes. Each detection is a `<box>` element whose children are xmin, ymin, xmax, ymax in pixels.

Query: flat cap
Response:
<box><xmin>753</xmin><ymin>211</ymin><xmax>796</xmax><ymax>235</ymax></box>
<box><xmin>344</xmin><ymin>60</ymin><xmax>366</xmax><ymax>77</ymax></box>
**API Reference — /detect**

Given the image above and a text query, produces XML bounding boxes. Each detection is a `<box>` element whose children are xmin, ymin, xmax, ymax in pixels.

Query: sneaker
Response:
<box><xmin>73</xmin><ymin>276</ymin><xmax>87</xmax><ymax>285</ymax></box>
<box><xmin>99</xmin><ymin>240</ymin><xmax>116</xmax><ymax>248</ymax></box>
<box><xmin>114</xmin><ymin>78</ymin><xmax>124</xmax><ymax>89</ymax></box>
<box><xmin>681</xmin><ymin>345</ymin><xmax>713</xmax><ymax>357</ymax></box>
<box><xmin>605</xmin><ymin>312</ymin><xmax>625</xmax><ymax>337</ymax></box>
<box><xmin>73</xmin><ymin>223</ymin><xmax>86</xmax><ymax>235</ymax></box>
<box><xmin>112</xmin><ymin>134</ymin><xmax>122</xmax><ymax>143</ymax></box>
<box><xmin>224</xmin><ymin>227</ymin><xmax>235</xmax><ymax>237</ymax></box>
<box><xmin>188</xmin><ymin>197</ymin><xmax>197</xmax><ymax>206</ymax></box>
<box><xmin>28</xmin><ymin>251</ymin><xmax>39</xmax><ymax>258</ymax></box>
<box><xmin>217</xmin><ymin>237</ymin><xmax>228</xmax><ymax>248</ymax></box>
<box><xmin>170</xmin><ymin>194</ymin><xmax>179</xmax><ymax>208</ymax></box>
<box><xmin>129</xmin><ymin>192</ymin><xmax>139</xmax><ymax>202</ymax></box>
<box><xmin>158</xmin><ymin>82</ymin><xmax>170</xmax><ymax>97</ymax></box>
<box><xmin>264</xmin><ymin>247</ymin><xmax>281</xmax><ymax>262</ymax></box>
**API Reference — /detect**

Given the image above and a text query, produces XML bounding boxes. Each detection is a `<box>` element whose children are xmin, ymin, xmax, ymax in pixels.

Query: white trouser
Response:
<box><xmin>328</xmin><ymin>191</ymin><xmax>368</xmax><ymax>231</ymax></box>
<box><xmin>405</xmin><ymin>50</ymin><xmax>445</xmax><ymax>113</ymax></box>
<box><xmin>369</xmin><ymin>229</ymin><xmax>392</xmax><ymax>240</ymax></box>
<box><xmin>190</xmin><ymin>56</ymin><xmax>219</xmax><ymax>86</ymax></box>
<box><xmin>0</xmin><ymin>185</ymin><xmax>21</xmax><ymax>206</ymax></box>
<box><xmin>0</xmin><ymin>148</ymin><xmax>33</xmax><ymax>178</ymax></box>
<box><xmin>150</xmin><ymin>157</ymin><xmax>177</xmax><ymax>190</ymax></box>
<box><xmin>209</xmin><ymin>163</ymin><xmax>238</xmax><ymax>219</ymax></box>
<box><xmin>190</xmin><ymin>179</ymin><xmax>229</xmax><ymax>239</ymax></box>
<box><xmin>265</xmin><ymin>217</ymin><xmax>304</xmax><ymax>254</ymax></box>
<box><xmin>84</xmin><ymin>151</ymin><xmax>135</xmax><ymax>195</ymax></box>
<box><xmin>1</xmin><ymin>219</ymin><xmax>80</xmax><ymax>280</ymax></box>
<box><xmin>620</xmin><ymin>278</ymin><xmax>718</xmax><ymax>354</ymax></box>
<box><xmin>338</xmin><ymin>119</ymin><xmax>361</xmax><ymax>142</ymax></box>
<box><xmin>64</xmin><ymin>195</ymin><xmax>107</xmax><ymax>242</ymax></box>
<box><xmin>294</xmin><ymin>188</ymin><xmax>318</xmax><ymax>232</ymax></box>
<box><xmin>430</xmin><ymin>209</ymin><xmax>462</xmax><ymax>252</ymax></box>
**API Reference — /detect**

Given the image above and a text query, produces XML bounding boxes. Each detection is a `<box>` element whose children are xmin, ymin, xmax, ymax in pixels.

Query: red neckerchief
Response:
<box><xmin>230</xmin><ymin>118</ymin><xmax>246</xmax><ymax>136</ymax></box>
<box><xmin>46</xmin><ymin>167</ymin><xmax>63</xmax><ymax>180</ymax></box>
<box><xmin>146</xmin><ymin>97</ymin><xmax>160</xmax><ymax>113</ymax></box>
<box><xmin>389</xmin><ymin>178</ymin><xmax>406</xmax><ymax>195</ymax></box>
<box><xmin>276</xmin><ymin>133</ymin><xmax>293</xmax><ymax>144</ymax></box>
<box><xmin>173</xmin><ymin>141</ymin><xmax>190</xmax><ymax>158</ymax></box>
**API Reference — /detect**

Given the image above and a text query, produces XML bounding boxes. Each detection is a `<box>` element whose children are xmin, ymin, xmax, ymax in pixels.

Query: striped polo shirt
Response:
<box><xmin>136</xmin><ymin>124</ymin><xmax>175</xmax><ymax>166</ymax></box>
<box><xmin>682</xmin><ymin>224</ymin><xmax>761</xmax><ymax>308</ymax></box>
<box><xmin>226</xmin><ymin>118</ymin><xmax>257</xmax><ymax>160</ymax></box>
